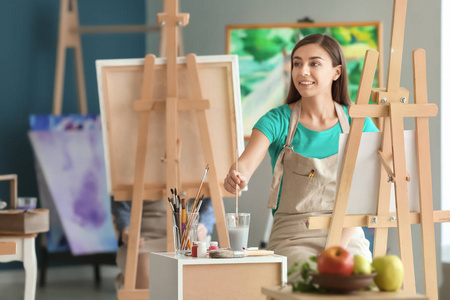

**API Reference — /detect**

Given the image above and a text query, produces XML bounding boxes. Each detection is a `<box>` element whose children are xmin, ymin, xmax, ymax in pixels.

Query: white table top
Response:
<box><xmin>150</xmin><ymin>251</ymin><xmax>287</xmax><ymax>265</ymax></box>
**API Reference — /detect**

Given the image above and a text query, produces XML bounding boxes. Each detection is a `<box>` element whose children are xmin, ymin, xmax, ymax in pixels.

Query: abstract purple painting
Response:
<box><xmin>29</xmin><ymin>115</ymin><xmax>117</xmax><ymax>255</ymax></box>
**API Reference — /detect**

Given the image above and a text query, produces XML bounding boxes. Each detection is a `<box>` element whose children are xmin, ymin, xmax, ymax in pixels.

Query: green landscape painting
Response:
<box><xmin>227</xmin><ymin>22</ymin><xmax>382</xmax><ymax>137</ymax></box>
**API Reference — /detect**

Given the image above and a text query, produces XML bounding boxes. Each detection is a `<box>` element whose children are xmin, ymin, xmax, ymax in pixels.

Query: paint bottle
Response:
<box><xmin>197</xmin><ymin>242</ymin><xmax>207</xmax><ymax>258</ymax></box>
<box><xmin>209</xmin><ymin>241</ymin><xmax>219</xmax><ymax>251</ymax></box>
<box><xmin>192</xmin><ymin>241</ymin><xmax>199</xmax><ymax>257</ymax></box>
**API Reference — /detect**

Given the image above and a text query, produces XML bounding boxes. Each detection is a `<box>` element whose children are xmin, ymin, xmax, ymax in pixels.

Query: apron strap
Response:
<box><xmin>267</xmin><ymin>147</ymin><xmax>289</xmax><ymax>209</ymax></box>
<box><xmin>285</xmin><ymin>100</ymin><xmax>302</xmax><ymax>148</ymax></box>
<box><xmin>267</xmin><ymin>101</ymin><xmax>301</xmax><ymax>209</ymax></box>
<box><xmin>334</xmin><ymin>102</ymin><xmax>350</xmax><ymax>134</ymax></box>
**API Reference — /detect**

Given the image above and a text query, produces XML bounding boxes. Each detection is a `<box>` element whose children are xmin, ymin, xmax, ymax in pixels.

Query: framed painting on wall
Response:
<box><xmin>226</xmin><ymin>21</ymin><xmax>383</xmax><ymax>138</ymax></box>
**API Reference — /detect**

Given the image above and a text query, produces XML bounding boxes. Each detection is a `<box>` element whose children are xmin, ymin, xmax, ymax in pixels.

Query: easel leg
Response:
<box><xmin>166</xmin><ymin>95</ymin><xmax>179</xmax><ymax>252</ymax></box>
<box><xmin>53</xmin><ymin>1</ymin><xmax>68</xmax><ymax>115</ymax></box>
<box><xmin>185</xmin><ymin>54</ymin><xmax>230</xmax><ymax>248</ymax></box>
<box><xmin>326</xmin><ymin>50</ymin><xmax>379</xmax><ymax>248</ymax></box>
<box><xmin>207</xmin><ymin>168</ymin><xmax>229</xmax><ymax>248</ymax></box>
<box><xmin>122</xmin><ymin>55</ymin><xmax>156</xmax><ymax>298</ymax></box>
<box><xmin>389</xmin><ymin>102</ymin><xmax>416</xmax><ymax>293</ymax></box>
<box><xmin>73</xmin><ymin>34</ymin><xmax>87</xmax><ymax>115</ymax></box>
<box><xmin>413</xmin><ymin>49</ymin><xmax>438</xmax><ymax>300</ymax></box>
<box><xmin>373</xmin><ymin>118</ymin><xmax>392</xmax><ymax>257</ymax></box>
<box><xmin>53</xmin><ymin>0</ymin><xmax>87</xmax><ymax>115</ymax></box>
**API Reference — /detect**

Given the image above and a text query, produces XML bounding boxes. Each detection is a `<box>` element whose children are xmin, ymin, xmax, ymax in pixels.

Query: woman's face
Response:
<box><xmin>291</xmin><ymin>43</ymin><xmax>341</xmax><ymax>100</ymax></box>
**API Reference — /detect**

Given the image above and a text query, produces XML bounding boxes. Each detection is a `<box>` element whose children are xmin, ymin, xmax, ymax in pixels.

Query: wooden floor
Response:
<box><xmin>0</xmin><ymin>265</ymin><xmax>118</xmax><ymax>300</ymax></box>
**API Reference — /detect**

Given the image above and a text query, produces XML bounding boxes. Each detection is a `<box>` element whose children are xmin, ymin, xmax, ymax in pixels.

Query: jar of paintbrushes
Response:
<box><xmin>169</xmin><ymin>188</ymin><xmax>204</xmax><ymax>256</ymax></box>
<box><xmin>170</xmin><ymin>165</ymin><xmax>209</xmax><ymax>255</ymax></box>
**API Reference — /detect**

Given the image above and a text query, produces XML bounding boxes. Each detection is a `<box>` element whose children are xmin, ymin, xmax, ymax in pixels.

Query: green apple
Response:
<box><xmin>371</xmin><ymin>255</ymin><xmax>404</xmax><ymax>291</ymax></box>
<box><xmin>353</xmin><ymin>255</ymin><xmax>372</xmax><ymax>275</ymax></box>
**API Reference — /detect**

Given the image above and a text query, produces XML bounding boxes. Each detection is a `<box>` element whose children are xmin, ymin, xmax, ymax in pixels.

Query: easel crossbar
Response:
<box><xmin>112</xmin><ymin>182</ymin><xmax>221</xmax><ymax>201</ymax></box>
<box><xmin>132</xmin><ymin>99</ymin><xmax>210</xmax><ymax>111</ymax></box>
<box><xmin>307</xmin><ymin>210</ymin><xmax>450</xmax><ymax>229</ymax></box>
<box><xmin>75</xmin><ymin>25</ymin><xmax>159</xmax><ymax>34</ymax></box>
<box><xmin>348</xmin><ymin>104</ymin><xmax>438</xmax><ymax>118</ymax></box>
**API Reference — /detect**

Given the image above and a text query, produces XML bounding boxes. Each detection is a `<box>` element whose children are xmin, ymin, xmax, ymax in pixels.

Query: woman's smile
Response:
<box><xmin>299</xmin><ymin>81</ymin><xmax>315</xmax><ymax>85</ymax></box>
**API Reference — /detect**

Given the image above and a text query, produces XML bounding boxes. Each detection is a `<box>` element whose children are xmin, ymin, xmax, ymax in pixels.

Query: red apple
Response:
<box><xmin>317</xmin><ymin>246</ymin><xmax>354</xmax><ymax>275</ymax></box>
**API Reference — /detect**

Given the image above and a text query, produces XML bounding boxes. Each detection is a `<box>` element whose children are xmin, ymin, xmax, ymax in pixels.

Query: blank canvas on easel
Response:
<box><xmin>337</xmin><ymin>130</ymin><xmax>420</xmax><ymax>215</ymax></box>
<box><xmin>96</xmin><ymin>55</ymin><xmax>244</xmax><ymax>200</ymax></box>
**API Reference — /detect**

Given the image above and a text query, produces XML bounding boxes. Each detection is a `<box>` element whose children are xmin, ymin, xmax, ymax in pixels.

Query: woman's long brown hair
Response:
<box><xmin>285</xmin><ymin>34</ymin><xmax>351</xmax><ymax>106</ymax></box>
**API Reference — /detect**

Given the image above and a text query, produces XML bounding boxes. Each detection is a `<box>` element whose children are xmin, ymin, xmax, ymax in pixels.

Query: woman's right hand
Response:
<box><xmin>223</xmin><ymin>129</ymin><xmax>270</xmax><ymax>195</ymax></box>
<box><xmin>224</xmin><ymin>169</ymin><xmax>248</xmax><ymax>194</ymax></box>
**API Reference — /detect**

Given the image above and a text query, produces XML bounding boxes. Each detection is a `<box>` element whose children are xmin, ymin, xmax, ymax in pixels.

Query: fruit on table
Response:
<box><xmin>353</xmin><ymin>254</ymin><xmax>372</xmax><ymax>275</ymax></box>
<box><xmin>371</xmin><ymin>255</ymin><xmax>404</xmax><ymax>291</ymax></box>
<box><xmin>317</xmin><ymin>246</ymin><xmax>354</xmax><ymax>276</ymax></box>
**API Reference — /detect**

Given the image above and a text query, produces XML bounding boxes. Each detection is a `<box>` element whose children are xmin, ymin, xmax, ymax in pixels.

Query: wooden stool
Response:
<box><xmin>0</xmin><ymin>234</ymin><xmax>38</xmax><ymax>300</ymax></box>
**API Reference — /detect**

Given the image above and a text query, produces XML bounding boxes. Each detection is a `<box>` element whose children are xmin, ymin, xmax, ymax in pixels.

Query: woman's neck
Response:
<box><xmin>296</xmin><ymin>96</ymin><xmax>338</xmax><ymax>131</ymax></box>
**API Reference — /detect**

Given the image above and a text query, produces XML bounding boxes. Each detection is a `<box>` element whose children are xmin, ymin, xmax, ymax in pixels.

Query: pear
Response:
<box><xmin>353</xmin><ymin>254</ymin><xmax>372</xmax><ymax>275</ymax></box>
<box><xmin>371</xmin><ymin>255</ymin><xmax>404</xmax><ymax>291</ymax></box>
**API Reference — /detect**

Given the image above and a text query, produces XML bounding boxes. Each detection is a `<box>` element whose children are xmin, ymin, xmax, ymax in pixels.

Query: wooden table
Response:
<box><xmin>262</xmin><ymin>286</ymin><xmax>428</xmax><ymax>300</ymax></box>
<box><xmin>150</xmin><ymin>252</ymin><xmax>287</xmax><ymax>300</ymax></box>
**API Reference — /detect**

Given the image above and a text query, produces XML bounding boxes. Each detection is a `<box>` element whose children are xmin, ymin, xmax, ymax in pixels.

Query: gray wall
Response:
<box><xmin>146</xmin><ymin>0</ymin><xmax>443</xmax><ymax>295</ymax></box>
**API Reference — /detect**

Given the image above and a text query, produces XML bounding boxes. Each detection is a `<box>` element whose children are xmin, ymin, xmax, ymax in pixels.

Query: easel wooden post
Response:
<box><xmin>118</xmin><ymin>1</ymin><xmax>230</xmax><ymax>299</ymax></box>
<box><xmin>53</xmin><ymin>0</ymin><xmax>87</xmax><ymax>115</ymax></box>
<box><xmin>306</xmin><ymin>1</ymin><xmax>450</xmax><ymax>299</ymax></box>
<box><xmin>53</xmin><ymin>0</ymin><xmax>160</xmax><ymax>115</ymax></box>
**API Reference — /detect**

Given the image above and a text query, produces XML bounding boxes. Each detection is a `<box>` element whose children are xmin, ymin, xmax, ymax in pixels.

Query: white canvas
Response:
<box><xmin>337</xmin><ymin>130</ymin><xmax>420</xmax><ymax>215</ymax></box>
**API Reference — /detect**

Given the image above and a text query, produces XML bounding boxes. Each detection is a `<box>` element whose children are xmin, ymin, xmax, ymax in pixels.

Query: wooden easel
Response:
<box><xmin>117</xmin><ymin>1</ymin><xmax>230</xmax><ymax>299</ymax></box>
<box><xmin>53</xmin><ymin>0</ymin><xmax>163</xmax><ymax>115</ymax></box>
<box><xmin>307</xmin><ymin>1</ymin><xmax>450</xmax><ymax>300</ymax></box>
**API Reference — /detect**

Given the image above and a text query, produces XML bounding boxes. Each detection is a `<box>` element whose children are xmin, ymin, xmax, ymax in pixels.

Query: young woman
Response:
<box><xmin>224</xmin><ymin>34</ymin><xmax>378</xmax><ymax>279</ymax></box>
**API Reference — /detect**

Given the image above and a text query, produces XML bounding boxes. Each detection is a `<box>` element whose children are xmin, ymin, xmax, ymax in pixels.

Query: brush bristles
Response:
<box><xmin>209</xmin><ymin>250</ymin><xmax>245</xmax><ymax>258</ymax></box>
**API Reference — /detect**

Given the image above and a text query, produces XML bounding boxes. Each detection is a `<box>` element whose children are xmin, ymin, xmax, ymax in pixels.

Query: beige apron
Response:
<box><xmin>266</xmin><ymin>101</ymin><xmax>371</xmax><ymax>280</ymax></box>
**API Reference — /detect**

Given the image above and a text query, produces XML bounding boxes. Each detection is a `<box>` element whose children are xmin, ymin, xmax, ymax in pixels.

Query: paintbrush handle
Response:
<box><xmin>235</xmin><ymin>147</ymin><xmax>239</xmax><ymax>216</ymax></box>
<box><xmin>181</xmin><ymin>212</ymin><xmax>198</xmax><ymax>249</ymax></box>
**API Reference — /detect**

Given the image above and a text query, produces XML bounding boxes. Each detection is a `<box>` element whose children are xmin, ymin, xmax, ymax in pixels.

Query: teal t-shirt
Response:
<box><xmin>253</xmin><ymin>103</ymin><xmax>379</xmax><ymax>213</ymax></box>
<box><xmin>254</xmin><ymin>104</ymin><xmax>379</xmax><ymax>172</ymax></box>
